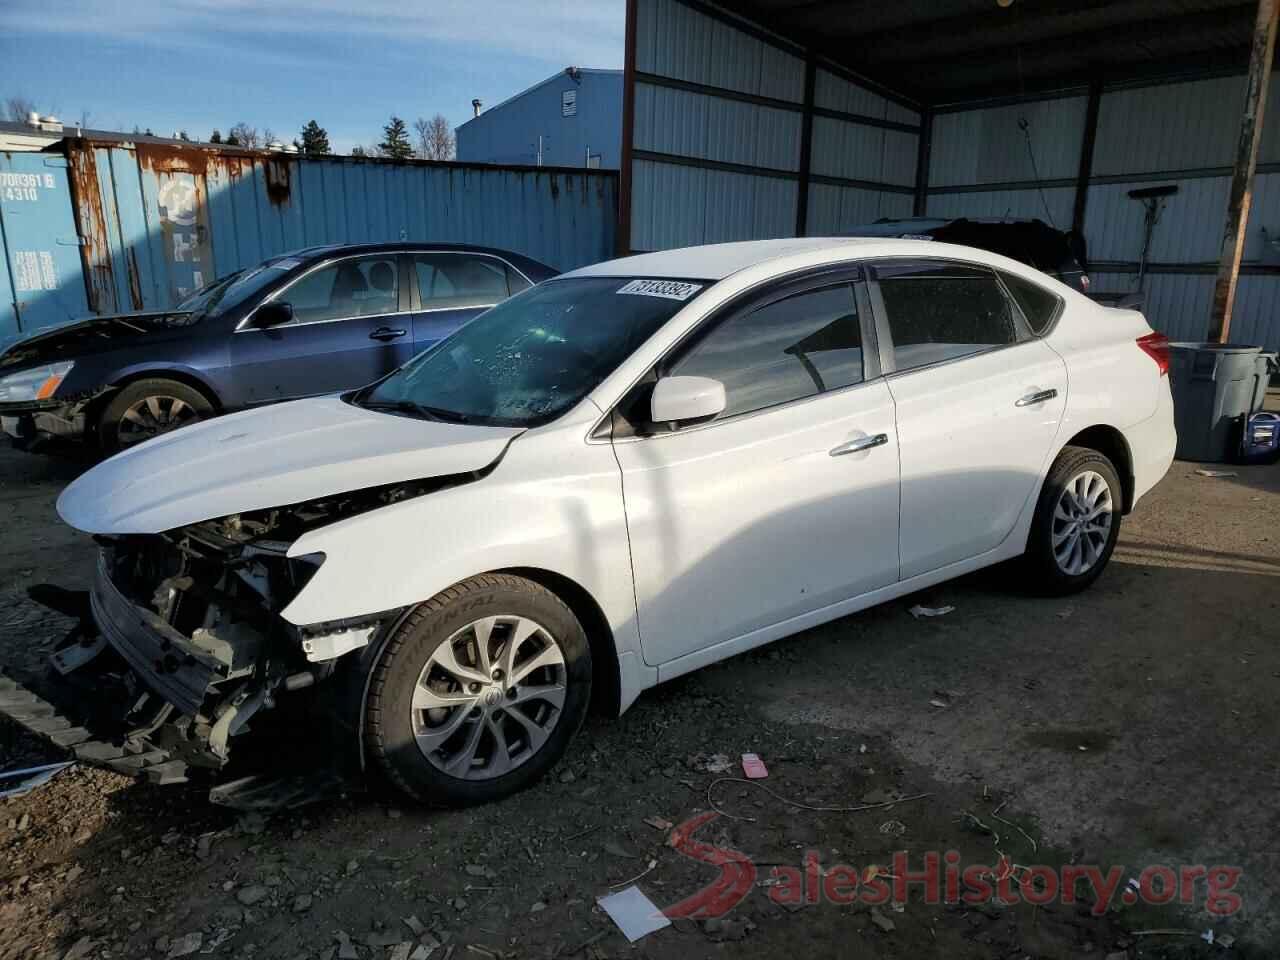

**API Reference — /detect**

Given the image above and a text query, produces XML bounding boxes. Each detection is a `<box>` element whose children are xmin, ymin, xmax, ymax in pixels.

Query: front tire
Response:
<box><xmin>97</xmin><ymin>378</ymin><xmax>214</xmax><ymax>452</ymax></box>
<box><xmin>365</xmin><ymin>574</ymin><xmax>592</xmax><ymax>805</ymax></box>
<box><xmin>1021</xmin><ymin>446</ymin><xmax>1123</xmax><ymax>595</ymax></box>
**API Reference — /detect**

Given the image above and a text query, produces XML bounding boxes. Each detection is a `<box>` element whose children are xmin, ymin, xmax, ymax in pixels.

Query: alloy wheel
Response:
<box><xmin>117</xmin><ymin>395</ymin><xmax>201</xmax><ymax>446</ymax></box>
<box><xmin>1052</xmin><ymin>469</ymin><xmax>1113</xmax><ymax>576</ymax></box>
<box><xmin>411</xmin><ymin>615</ymin><xmax>567</xmax><ymax>780</ymax></box>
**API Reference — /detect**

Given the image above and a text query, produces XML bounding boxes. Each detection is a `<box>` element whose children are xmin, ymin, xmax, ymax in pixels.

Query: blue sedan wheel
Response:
<box><xmin>98</xmin><ymin>378</ymin><xmax>214</xmax><ymax>451</ymax></box>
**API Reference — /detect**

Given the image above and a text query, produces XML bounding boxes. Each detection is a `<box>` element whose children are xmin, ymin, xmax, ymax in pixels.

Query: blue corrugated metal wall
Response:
<box><xmin>457</xmin><ymin>69</ymin><xmax>623</xmax><ymax>169</ymax></box>
<box><xmin>65</xmin><ymin>140</ymin><xmax>617</xmax><ymax>315</ymax></box>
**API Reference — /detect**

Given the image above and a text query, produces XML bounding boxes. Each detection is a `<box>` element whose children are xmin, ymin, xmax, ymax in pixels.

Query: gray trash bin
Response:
<box><xmin>1167</xmin><ymin>343</ymin><xmax>1263</xmax><ymax>462</ymax></box>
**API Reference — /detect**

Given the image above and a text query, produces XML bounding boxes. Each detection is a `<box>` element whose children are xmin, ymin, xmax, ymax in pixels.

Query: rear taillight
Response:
<box><xmin>1137</xmin><ymin>332</ymin><xmax>1170</xmax><ymax>376</ymax></box>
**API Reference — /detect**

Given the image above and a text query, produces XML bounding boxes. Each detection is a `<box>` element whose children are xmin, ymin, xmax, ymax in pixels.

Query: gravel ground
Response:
<box><xmin>0</xmin><ymin>438</ymin><xmax>1276</xmax><ymax>960</ymax></box>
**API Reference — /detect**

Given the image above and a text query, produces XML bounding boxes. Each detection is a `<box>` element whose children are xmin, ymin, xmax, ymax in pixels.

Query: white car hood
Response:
<box><xmin>57</xmin><ymin>396</ymin><xmax>523</xmax><ymax>534</ymax></box>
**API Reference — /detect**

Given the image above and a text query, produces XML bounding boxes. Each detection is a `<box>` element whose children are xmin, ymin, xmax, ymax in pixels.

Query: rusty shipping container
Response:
<box><xmin>61</xmin><ymin>138</ymin><xmax>618</xmax><ymax>317</ymax></box>
<box><xmin>0</xmin><ymin>151</ymin><xmax>91</xmax><ymax>340</ymax></box>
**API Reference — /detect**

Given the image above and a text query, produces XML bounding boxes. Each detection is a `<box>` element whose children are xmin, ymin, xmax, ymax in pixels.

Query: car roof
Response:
<box><xmin>276</xmin><ymin>242</ymin><xmax>557</xmax><ymax>278</ymax></box>
<box><xmin>562</xmin><ymin>238</ymin><xmax>889</xmax><ymax>281</ymax></box>
<box><xmin>845</xmin><ymin>216</ymin><xmax>1062</xmax><ymax>235</ymax></box>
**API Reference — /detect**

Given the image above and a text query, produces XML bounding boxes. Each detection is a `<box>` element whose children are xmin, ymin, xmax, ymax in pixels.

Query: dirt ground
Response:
<box><xmin>1</xmin><ymin>435</ymin><xmax>1277</xmax><ymax>960</ymax></box>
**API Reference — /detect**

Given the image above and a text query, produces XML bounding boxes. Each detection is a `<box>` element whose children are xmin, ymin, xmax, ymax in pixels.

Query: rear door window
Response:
<box><xmin>876</xmin><ymin>263</ymin><xmax>1022</xmax><ymax>372</ymax></box>
<box><xmin>415</xmin><ymin>254</ymin><xmax>521</xmax><ymax>309</ymax></box>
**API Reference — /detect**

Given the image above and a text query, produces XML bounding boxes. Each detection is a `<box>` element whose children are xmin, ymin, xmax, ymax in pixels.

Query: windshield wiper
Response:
<box><xmin>358</xmin><ymin>399</ymin><xmax>472</xmax><ymax>424</ymax></box>
<box><xmin>358</xmin><ymin>399</ymin><xmax>437</xmax><ymax>420</ymax></box>
<box><xmin>415</xmin><ymin>404</ymin><xmax>473</xmax><ymax>424</ymax></box>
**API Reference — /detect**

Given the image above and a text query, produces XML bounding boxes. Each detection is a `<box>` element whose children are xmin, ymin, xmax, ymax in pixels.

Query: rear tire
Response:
<box><xmin>365</xmin><ymin>574</ymin><xmax>592</xmax><ymax>806</ymax></box>
<box><xmin>1020</xmin><ymin>445</ymin><xmax>1123</xmax><ymax>596</ymax></box>
<box><xmin>97</xmin><ymin>378</ymin><xmax>214</xmax><ymax>452</ymax></box>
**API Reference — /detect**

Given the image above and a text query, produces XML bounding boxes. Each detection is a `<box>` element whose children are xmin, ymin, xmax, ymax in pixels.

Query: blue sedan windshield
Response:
<box><xmin>354</xmin><ymin>276</ymin><xmax>706</xmax><ymax>427</ymax></box>
<box><xmin>176</xmin><ymin>256</ymin><xmax>302</xmax><ymax>317</ymax></box>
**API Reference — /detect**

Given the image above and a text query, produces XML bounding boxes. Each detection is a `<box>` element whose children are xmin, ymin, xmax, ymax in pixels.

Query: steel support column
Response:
<box><xmin>1209</xmin><ymin>0</ymin><xmax>1279</xmax><ymax>342</ymax></box>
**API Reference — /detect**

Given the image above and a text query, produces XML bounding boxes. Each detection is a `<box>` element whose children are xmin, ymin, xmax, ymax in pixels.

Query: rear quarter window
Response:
<box><xmin>1000</xmin><ymin>271</ymin><xmax>1062</xmax><ymax>335</ymax></box>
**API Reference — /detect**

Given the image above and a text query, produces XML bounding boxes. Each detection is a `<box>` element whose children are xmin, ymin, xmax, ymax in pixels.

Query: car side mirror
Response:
<box><xmin>650</xmin><ymin>375</ymin><xmax>726</xmax><ymax>425</ymax></box>
<box><xmin>251</xmin><ymin>301</ymin><xmax>293</xmax><ymax>328</ymax></box>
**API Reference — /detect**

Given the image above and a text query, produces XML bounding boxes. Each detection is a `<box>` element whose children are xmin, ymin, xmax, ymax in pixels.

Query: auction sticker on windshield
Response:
<box><xmin>616</xmin><ymin>279</ymin><xmax>703</xmax><ymax>300</ymax></box>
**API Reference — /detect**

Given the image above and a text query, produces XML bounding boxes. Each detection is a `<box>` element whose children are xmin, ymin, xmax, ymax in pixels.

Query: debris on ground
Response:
<box><xmin>741</xmin><ymin>752</ymin><xmax>769</xmax><ymax>778</ymax></box>
<box><xmin>704</xmin><ymin>916</ymin><xmax>756</xmax><ymax>941</ymax></box>
<box><xmin>235</xmin><ymin>884</ymin><xmax>269</xmax><ymax>906</ymax></box>
<box><xmin>870</xmin><ymin>906</ymin><xmax>896</xmax><ymax>933</ymax></box>
<box><xmin>909</xmin><ymin>604</ymin><xmax>955</xmax><ymax>619</ymax></box>
<box><xmin>688</xmin><ymin>752</ymin><xmax>734</xmax><ymax>774</ymax></box>
<box><xmin>642</xmin><ymin>815</ymin><xmax>673</xmax><ymax>831</ymax></box>
<box><xmin>165</xmin><ymin>932</ymin><xmax>203</xmax><ymax>958</ymax></box>
<box><xmin>0</xmin><ymin>760</ymin><xmax>75</xmax><ymax>799</ymax></box>
<box><xmin>403</xmin><ymin>915</ymin><xmax>426</xmax><ymax>936</ymax></box>
<box><xmin>1194</xmin><ymin>469</ymin><xmax>1238</xmax><ymax>478</ymax></box>
<box><xmin>878</xmin><ymin>819</ymin><xmax>907</xmax><ymax>836</ymax></box>
<box><xmin>596</xmin><ymin>885</ymin><xmax>671</xmax><ymax>942</ymax></box>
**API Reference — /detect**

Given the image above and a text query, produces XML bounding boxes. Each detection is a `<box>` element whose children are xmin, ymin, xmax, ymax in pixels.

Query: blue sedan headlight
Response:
<box><xmin>0</xmin><ymin>361</ymin><xmax>75</xmax><ymax>402</ymax></box>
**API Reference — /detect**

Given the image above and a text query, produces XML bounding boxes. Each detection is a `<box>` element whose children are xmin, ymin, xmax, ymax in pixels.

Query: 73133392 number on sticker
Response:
<box><xmin>616</xmin><ymin>279</ymin><xmax>703</xmax><ymax>301</ymax></box>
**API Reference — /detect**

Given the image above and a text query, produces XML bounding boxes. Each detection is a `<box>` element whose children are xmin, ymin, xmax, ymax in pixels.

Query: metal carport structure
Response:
<box><xmin>618</xmin><ymin>0</ymin><xmax>1280</xmax><ymax>350</ymax></box>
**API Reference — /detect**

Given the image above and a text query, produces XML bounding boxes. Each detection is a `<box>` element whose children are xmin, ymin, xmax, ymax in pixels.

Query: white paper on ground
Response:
<box><xmin>596</xmin><ymin>885</ymin><xmax>670</xmax><ymax>942</ymax></box>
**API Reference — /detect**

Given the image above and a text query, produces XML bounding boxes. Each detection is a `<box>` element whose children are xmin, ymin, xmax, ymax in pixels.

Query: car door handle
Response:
<box><xmin>1015</xmin><ymin>388</ymin><xmax>1058</xmax><ymax>407</ymax></box>
<box><xmin>829</xmin><ymin>433</ymin><xmax>889</xmax><ymax>456</ymax></box>
<box><xmin>369</xmin><ymin>327</ymin><xmax>407</xmax><ymax>341</ymax></box>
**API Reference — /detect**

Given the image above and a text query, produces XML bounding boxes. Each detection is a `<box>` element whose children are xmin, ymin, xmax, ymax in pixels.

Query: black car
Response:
<box><xmin>0</xmin><ymin>243</ymin><xmax>557</xmax><ymax>451</ymax></box>
<box><xmin>842</xmin><ymin>217</ymin><xmax>1091</xmax><ymax>293</ymax></box>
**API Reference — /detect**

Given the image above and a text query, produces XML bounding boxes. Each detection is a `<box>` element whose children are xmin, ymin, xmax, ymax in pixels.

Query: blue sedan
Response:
<box><xmin>0</xmin><ymin>243</ymin><xmax>556</xmax><ymax>451</ymax></box>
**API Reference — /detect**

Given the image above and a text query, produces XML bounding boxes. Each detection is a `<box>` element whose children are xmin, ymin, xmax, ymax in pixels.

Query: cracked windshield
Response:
<box><xmin>355</xmin><ymin>276</ymin><xmax>703</xmax><ymax>426</ymax></box>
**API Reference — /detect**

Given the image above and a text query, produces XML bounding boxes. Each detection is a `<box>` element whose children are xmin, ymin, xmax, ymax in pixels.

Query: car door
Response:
<box><xmin>229</xmin><ymin>253</ymin><xmax>415</xmax><ymax>404</ymax></box>
<box><xmin>610</xmin><ymin>271</ymin><xmax>901</xmax><ymax>669</ymax></box>
<box><xmin>409</xmin><ymin>252</ymin><xmax>534</xmax><ymax>351</ymax></box>
<box><xmin>870</xmin><ymin>259</ymin><xmax>1068</xmax><ymax>580</ymax></box>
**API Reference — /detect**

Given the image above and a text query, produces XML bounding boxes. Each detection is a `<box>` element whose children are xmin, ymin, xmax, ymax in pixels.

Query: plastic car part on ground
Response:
<box><xmin>0</xmin><ymin>760</ymin><xmax>75</xmax><ymax>799</ymax></box>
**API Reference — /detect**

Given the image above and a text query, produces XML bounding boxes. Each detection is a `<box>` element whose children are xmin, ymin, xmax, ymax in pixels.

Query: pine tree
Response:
<box><xmin>378</xmin><ymin>116</ymin><xmax>413</xmax><ymax>161</ymax></box>
<box><xmin>210</xmin><ymin>129</ymin><xmax>223</xmax><ymax>143</ymax></box>
<box><xmin>350</xmin><ymin>145</ymin><xmax>367</xmax><ymax>157</ymax></box>
<box><xmin>299</xmin><ymin>120</ymin><xmax>331</xmax><ymax>156</ymax></box>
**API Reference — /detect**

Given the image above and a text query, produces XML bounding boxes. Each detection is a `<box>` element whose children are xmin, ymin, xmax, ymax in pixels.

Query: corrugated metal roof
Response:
<box><xmin>719</xmin><ymin>0</ymin><xmax>1258</xmax><ymax>102</ymax></box>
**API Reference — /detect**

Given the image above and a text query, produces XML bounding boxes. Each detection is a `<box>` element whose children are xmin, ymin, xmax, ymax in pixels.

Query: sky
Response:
<box><xmin>0</xmin><ymin>0</ymin><xmax>626</xmax><ymax>153</ymax></box>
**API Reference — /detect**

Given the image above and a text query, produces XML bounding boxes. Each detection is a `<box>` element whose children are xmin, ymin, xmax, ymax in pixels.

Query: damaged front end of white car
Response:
<box><xmin>0</xmin><ymin>394</ymin><xmax>519</xmax><ymax>807</ymax></box>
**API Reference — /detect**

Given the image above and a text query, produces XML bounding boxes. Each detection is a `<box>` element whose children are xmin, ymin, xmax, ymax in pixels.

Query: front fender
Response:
<box><xmin>106</xmin><ymin>359</ymin><xmax>225</xmax><ymax>402</ymax></box>
<box><xmin>279</xmin><ymin>423</ymin><xmax>643</xmax><ymax>683</ymax></box>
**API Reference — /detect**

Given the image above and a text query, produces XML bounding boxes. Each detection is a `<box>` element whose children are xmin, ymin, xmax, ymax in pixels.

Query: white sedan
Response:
<box><xmin>52</xmin><ymin>238</ymin><xmax>1175</xmax><ymax>804</ymax></box>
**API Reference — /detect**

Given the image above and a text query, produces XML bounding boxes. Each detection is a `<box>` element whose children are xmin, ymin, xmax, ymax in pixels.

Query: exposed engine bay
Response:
<box><xmin>4</xmin><ymin>474</ymin><xmax>470</xmax><ymax>803</ymax></box>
